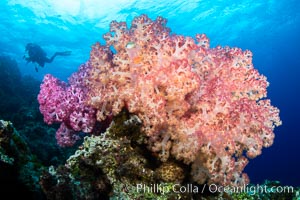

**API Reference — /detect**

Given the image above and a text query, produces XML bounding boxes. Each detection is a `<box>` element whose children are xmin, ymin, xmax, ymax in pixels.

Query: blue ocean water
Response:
<box><xmin>1</xmin><ymin>0</ymin><xmax>299</xmax><ymax>187</ymax></box>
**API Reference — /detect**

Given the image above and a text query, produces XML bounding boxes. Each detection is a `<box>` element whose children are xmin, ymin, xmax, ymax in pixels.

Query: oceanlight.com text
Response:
<box><xmin>208</xmin><ymin>183</ymin><xmax>294</xmax><ymax>195</ymax></box>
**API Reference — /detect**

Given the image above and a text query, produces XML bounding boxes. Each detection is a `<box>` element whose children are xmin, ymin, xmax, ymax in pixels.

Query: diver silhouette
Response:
<box><xmin>23</xmin><ymin>43</ymin><xmax>71</xmax><ymax>72</ymax></box>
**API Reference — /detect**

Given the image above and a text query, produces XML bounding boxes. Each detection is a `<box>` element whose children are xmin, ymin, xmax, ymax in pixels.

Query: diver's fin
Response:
<box><xmin>56</xmin><ymin>51</ymin><xmax>72</xmax><ymax>56</ymax></box>
<box><xmin>35</xmin><ymin>66</ymin><xmax>38</xmax><ymax>72</ymax></box>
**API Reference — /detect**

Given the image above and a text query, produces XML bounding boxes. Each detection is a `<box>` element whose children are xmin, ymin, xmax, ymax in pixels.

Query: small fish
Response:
<box><xmin>133</xmin><ymin>56</ymin><xmax>143</xmax><ymax>64</ymax></box>
<box><xmin>126</xmin><ymin>42</ymin><xmax>135</xmax><ymax>49</ymax></box>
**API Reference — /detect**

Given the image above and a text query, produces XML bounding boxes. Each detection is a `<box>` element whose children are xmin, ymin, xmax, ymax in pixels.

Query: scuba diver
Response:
<box><xmin>23</xmin><ymin>43</ymin><xmax>71</xmax><ymax>72</ymax></box>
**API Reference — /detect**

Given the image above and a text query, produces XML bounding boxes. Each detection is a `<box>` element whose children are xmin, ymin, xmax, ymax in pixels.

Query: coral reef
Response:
<box><xmin>0</xmin><ymin>55</ymin><xmax>76</xmax><ymax>166</ymax></box>
<box><xmin>0</xmin><ymin>56</ymin><xmax>78</xmax><ymax>198</ymax></box>
<box><xmin>40</xmin><ymin>112</ymin><xmax>193</xmax><ymax>199</ymax></box>
<box><xmin>0</xmin><ymin>120</ymin><xmax>14</xmax><ymax>164</ymax></box>
<box><xmin>40</xmin><ymin>114</ymin><xmax>298</xmax><ymax>199</ymax></box>
<box><xmin>0</xmin><ymin>120</ymin><xmax>45</xmax><ymax>198</ymax></box>
<box><xmin>38</xmin><ymin>14</ymin><xmax>281</xmax><ymax>187</ymax></box>
<box><xmin>38</xmin><ymin>73</ymin><xmax>96</xmax><ymax>147</ymax></box>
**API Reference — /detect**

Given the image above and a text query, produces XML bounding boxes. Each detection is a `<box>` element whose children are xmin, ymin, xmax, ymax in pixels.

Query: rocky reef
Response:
<box><xmin>39</xmin><ymin>111</ymin><xmax>300</xmax><ymax>199</ymax></box>
<box><xmin>40</xmin><ymin>111</ymin><xmax>208</xmax><ymax>199</ymax></box>
<box><xmin>0</xmin><ymin>119</ymin><xmax>44</xmax><ymax>198</ymax></box>
<box><xmin>1</xmin><ymin>115</ymin><xmax>299</xmax><ymax>199</ymax></box>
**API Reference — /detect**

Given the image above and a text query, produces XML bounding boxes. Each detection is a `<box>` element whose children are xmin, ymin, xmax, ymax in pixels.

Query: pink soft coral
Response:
<box><xmin>38</xmin><ymin>14</ymin><xmax>281</xmax><ymax>185</ymax></box>
<box><xmin>38</xmin><ymin>64</ymin><xmax>96</xmax><ymax>147</ymax></box>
